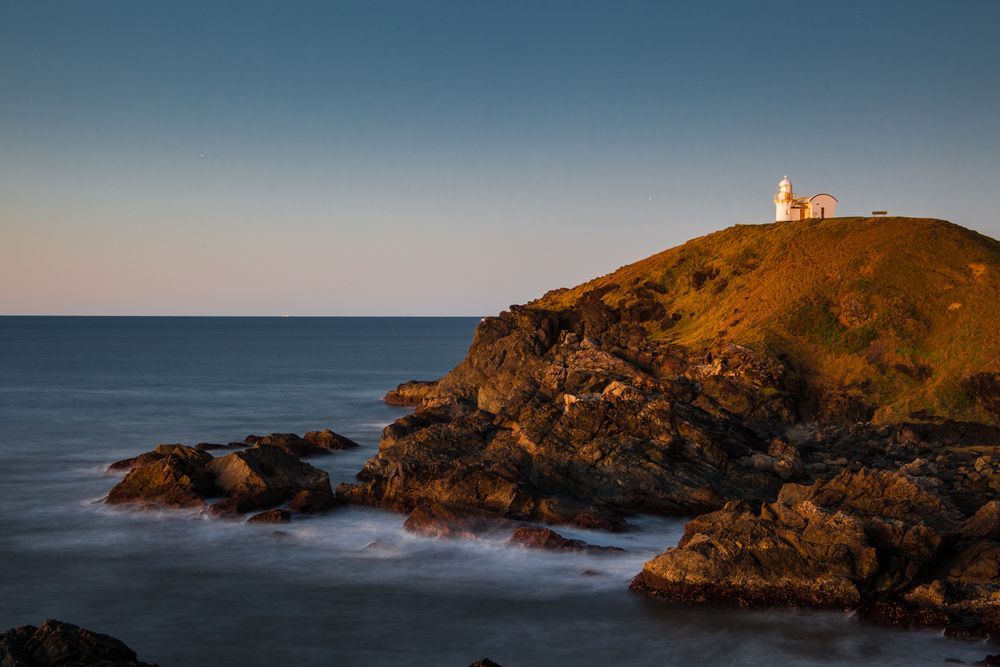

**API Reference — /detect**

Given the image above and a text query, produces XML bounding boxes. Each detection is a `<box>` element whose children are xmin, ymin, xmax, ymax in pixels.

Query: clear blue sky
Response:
<box><xmin>2</xmin><ymin>0</ymin><xmax>998</xmax><ymax>315</ymax></box>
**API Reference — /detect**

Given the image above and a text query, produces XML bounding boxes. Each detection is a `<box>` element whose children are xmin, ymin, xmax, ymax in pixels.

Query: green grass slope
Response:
<box><xmin>532</xmin><ymin>217</ymin><xmax>1000</xmax><ymax>423</ymax></box>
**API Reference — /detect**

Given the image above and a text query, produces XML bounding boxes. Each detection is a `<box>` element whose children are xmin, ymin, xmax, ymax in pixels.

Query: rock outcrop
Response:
<box><xmin>106</xmin><ymin>439</ymin><xmax>338</xmax><ymax>517</ymax></box>
<box><xmin>0</xmin><ymin>620</ymin><xmax>157</xmax><ymax>666</ymax></box>
<box><xmin>339</xmin><ymin>303</ymin><xmax>799</xmax><ymax>529</ymax></box>
<box><xmin>384</xmin><ymin>380</ymin><xmax>439</xmax><ymax>407</ymax></box>
<box><xmin>106</xmin><ymin>446</ymin><xmax>217</xmax><ymax>508</ymax></box>
<box><xmin>632</xmin><ymin>466</ymin><xmax>1000</xmax><ymax>636</ymax></box>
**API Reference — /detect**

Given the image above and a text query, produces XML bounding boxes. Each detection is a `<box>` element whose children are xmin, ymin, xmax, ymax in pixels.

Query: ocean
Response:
<box><xmin>0</xmin><ymin>317</ymin><xmax>988</xmax><ymax>666</ymax></box>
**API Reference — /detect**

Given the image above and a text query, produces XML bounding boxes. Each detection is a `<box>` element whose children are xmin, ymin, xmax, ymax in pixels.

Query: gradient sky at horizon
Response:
<box><xmin>2</xmin><ymin>0</ymin><xmax>999</xmax><ymax>315</ymax></box>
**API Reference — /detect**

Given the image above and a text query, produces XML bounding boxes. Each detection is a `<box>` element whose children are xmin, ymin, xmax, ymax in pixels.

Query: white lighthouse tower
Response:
<box><xmin>774</xmin><ymin>175</ymin><xmax>794</xmax><ymax>221</ymax></box>
<box><xmin>773</xmin><ymin>175</ymin><xmax>837</xmax><ymax>222</ymax></box>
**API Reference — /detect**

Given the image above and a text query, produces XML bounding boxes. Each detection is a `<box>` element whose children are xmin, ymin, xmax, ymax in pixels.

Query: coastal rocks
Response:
<box><xmin>207</xmin><ymin>446</ymin><xmax>333</xmax><ymax>514</ymax></box>
<box><xmin>244</xmin><ymin>430</ymin><xmax>358</xmax><ymax>457</ymax></box>
<box><xmin>335</xmin><ymin>290</ymin><xmax>837</xmax><ymax>531</ymax></box>
<box><xmin>287</xmin><ymin>489</ymin><xmax>339</xmax><ymax>514</ymax></box>
<box><xmin>106</xmin><ymin>443</ymin><xmax>201</xmax><ymax>473</ymax></box>
<box><xmin>632</xmin><ymin>466</ymin><xmax>1000</xmax><ymax>635</ymax></box>
<box><xmin>384</xmin><ymin>380</ymin><xmax>439</xmax><ymax>406</ymax></box>
<box><xmin>508</xmin><ymin>527</ymin><xmax>625</xmax><ymax>555</ymax></box>
<box><xmin>403</xmin><ymin>502</ymin><xmax>515</xmax><ymax>539</ymax></box>
<box><xmin>106</xmin><ymin>446</ymin><xmax>216</xmax><ymax>508</ymax></box>
<box><xmin>106</xmin><ymin>441</ymin><xmax>335</xmax><ymax>517</ymax></box>
<box><xmin>0</xmin><ymin>620</ymin><xmax>157</xmax><ymax>667</ymax></box>
<box><xmin>631</xmin><ymin>496</ymin><xmax>878</xmax><ymax>608</ymax></box>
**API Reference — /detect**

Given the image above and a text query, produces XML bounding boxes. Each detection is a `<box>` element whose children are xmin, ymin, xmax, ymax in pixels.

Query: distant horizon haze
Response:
<box><xmin>2</xmin><ymin>1</ymin><xmax>998</xmax><ymax>316</ymax></box>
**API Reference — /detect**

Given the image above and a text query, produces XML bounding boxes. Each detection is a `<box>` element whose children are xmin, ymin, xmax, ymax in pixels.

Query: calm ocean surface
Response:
<box><xmin>0</xmin><ymin>317</ymin><xmax>988</xmax><ymax>666</ymax></box>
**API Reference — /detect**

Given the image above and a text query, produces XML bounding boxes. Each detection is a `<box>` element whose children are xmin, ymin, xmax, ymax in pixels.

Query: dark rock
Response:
<box><xmin>106</xmin><ymin>441</ymin><xmax>333</xmax><ymax>517</ymax></box>
<box><xmin>287</xmin><ymin>489</ymin><xmax>339</xmax><ymax>514</ymax></box>
<box><xmin>0</xmin><ymin>619</ymin><xmax>157</xmax><ymax>666</ymax></box>
<box><xmin>247</xmin><ymin>509</ymin><xmax>291</xmax><ymax>524</ymax></box>
<box><xmin>468</xmin><ymin>660</ymin><xmax>502</xmax><ymax>667</ymax></box>
<box><xmin>508</xmin><ymin>527</ymin><xmax>625</xmax><ymax>555</ymax></box>
<box><xmin>195</xmin><ymin>442</ymin><xmax>245</xmax><ymax>451</ymax></box>
<box><xmin>245</xmin><ymin>431</ymin><xmax>358</xmax><ymax>457</ymax></box>
<box><xmin>632</xmin><ymin>465</ymin><xmax>1000</xmax><ymax>636</ymax></box>
<box><xmin>403</xmin><ymin>503</ymin><xmax>515</xmax><ymax>539</ymax></box>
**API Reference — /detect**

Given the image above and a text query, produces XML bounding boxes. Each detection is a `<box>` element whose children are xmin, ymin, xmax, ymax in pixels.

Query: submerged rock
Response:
<box><xmin>403</xmin><ymin>502</ymin><xmax>515</xmax><ymax>539</ymax></box>
<box><xmin>508</xmin><ymin>527</ymin><xmax>625</xmax><ymax>555</ymax></box>
<box><xmin>0</xmin><ymin>620</ymin><xmax>157</xmax><ymax>666</ymax></box>
<box><xmin>247</xmin><ymin>509</ymin><xmax>291</xmax><ymax>524</ymax></box>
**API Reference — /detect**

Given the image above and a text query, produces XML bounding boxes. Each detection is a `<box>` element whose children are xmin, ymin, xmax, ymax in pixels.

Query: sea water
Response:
<box><xmin>0</xmin><ymin>317</ymin><xmax>989</xmax><ymax>666</ymax></box>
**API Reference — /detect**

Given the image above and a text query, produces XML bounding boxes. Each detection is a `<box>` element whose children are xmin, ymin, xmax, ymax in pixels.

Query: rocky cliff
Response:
<box><xmin>338</xmin><ymin>216</ymin><xmax>1000</xmax><ymax>635</ymax></box>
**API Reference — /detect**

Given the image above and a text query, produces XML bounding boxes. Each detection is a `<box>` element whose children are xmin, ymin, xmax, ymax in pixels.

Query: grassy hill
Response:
<box><xmin>531</xmin><ymin>217</ymin><xmax>1000</xmax><ymax>423</ymax></box>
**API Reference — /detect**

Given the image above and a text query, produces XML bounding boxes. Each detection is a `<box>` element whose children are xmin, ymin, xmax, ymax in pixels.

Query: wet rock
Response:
<box><xmin>106</xmin><ymin>446</ymin><xmax>216</xmax><ymax>508</ymax></box>
<box><xmin>194</xmin><ymin>442</ymin><xmax>245</xmax><ymax>451</ymax></box>
<box><xmin>384</xmin><ymin>380</ymin><xmax>439</xmax><ymax>407</ymax></box>
<box><xmin>0</xmin><ymin>619</ymin><xmax>157</xmax><ymax>666</ymax></box>
<box><xmin>287</xmin><ymin>489</ymin><xmax>339</xmax><ymax>514</ymax></box>
<box><xmin>468</xmin><ymin>660</ymin><xmax>502</xmax><ymax>667</ymax></box>
<box><xmin>106</xmin><ymin>443</ymin><xmax>193</xmax><ymax>473</ymax></box>
<box><xmin>107</xmin><ymin>441</ymin><xmax>333</xmax><ymax>517</ymax></box>
<box><xmin>207</xmin><ymin>446</ymin><xmax>332</xmax><ymax>513</ymax></box>
<box><xmin>303</xmin><ymin>429</ymin><xmax>360</xmax><ymax>451</ymax></box>
<box><xmin>633</xmin><ymin>465</ymin><xmax>1000</xmax><ymax>636</ymax></box>
<box><xmin>403</xmin><ymin>502</ymin><xmax>515</xmax><ymax>539</ymax></box>
<box><xmin>247</xmin><ymin>509</ymin><xmax>291</xmax><ymax>524</ymax></box>
<box><xmin>245</xmin><ymin>431</ymin><xmax>357</xmax><ymax>457</ymax></box>
<box><xmin>508</xmin><ymin>527</ymin><xmax>625</xmax><ymax>555</ymax></box>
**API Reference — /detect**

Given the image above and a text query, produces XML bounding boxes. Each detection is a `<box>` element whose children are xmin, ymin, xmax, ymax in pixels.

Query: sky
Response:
<box><xmin>1</xmin><ymin>0</ymin><xmax>998</xmax><ymax>316</ymax></box>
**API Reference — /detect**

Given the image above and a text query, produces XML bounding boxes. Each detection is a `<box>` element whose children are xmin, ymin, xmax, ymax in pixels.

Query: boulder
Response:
<box><xmin>106</xmin><ymin>443</ymin><xmax>193</xmax><ymax>473</ymax></box>
<box><xmin>384</xmin><ymin>380</ymin><xmax>439</xmax><ymax>407</ymax></box>
<box><xmin>207</xmin><ymin>446</ymin><xmax>332</xmax><ymax>513</ymax></box>
<box><xmin>106</xmin><ymin>441</ymin><xmax>334</xmax><ymax>517</ymax></box>
<box><xmin>303</xmin><ymin>429</ymin><xmax>360</xmax><ymax>451</ymax></box>
<box><xmin>106</xmin><ymin>446</ymin><xmax>216</xmax><ymax>508</ymax></box>
<box><xmin>0</xmin><ymin>620</ymin><xmax>157</xmax><ymax>666</ymax></box>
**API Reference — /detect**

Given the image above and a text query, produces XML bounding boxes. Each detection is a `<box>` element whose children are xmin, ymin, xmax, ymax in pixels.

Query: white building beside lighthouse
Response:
<box><xmin>773</xmin><ymin>175</ymin><xmax>837</xmax><ymax>221</ymax></box>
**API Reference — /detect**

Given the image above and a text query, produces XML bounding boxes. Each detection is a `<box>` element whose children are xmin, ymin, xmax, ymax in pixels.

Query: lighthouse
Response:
<box><xmin>773</xmin><ymin>175</ymin><xmax>837</xmax><ymax>222</ymax></box>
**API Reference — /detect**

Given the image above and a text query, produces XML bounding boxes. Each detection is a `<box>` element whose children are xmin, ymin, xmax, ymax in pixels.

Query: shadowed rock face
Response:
<box><xmin>0</xmin><ymin>620</ymin><xmax>157</xmax><ymax>667</ymax></box>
